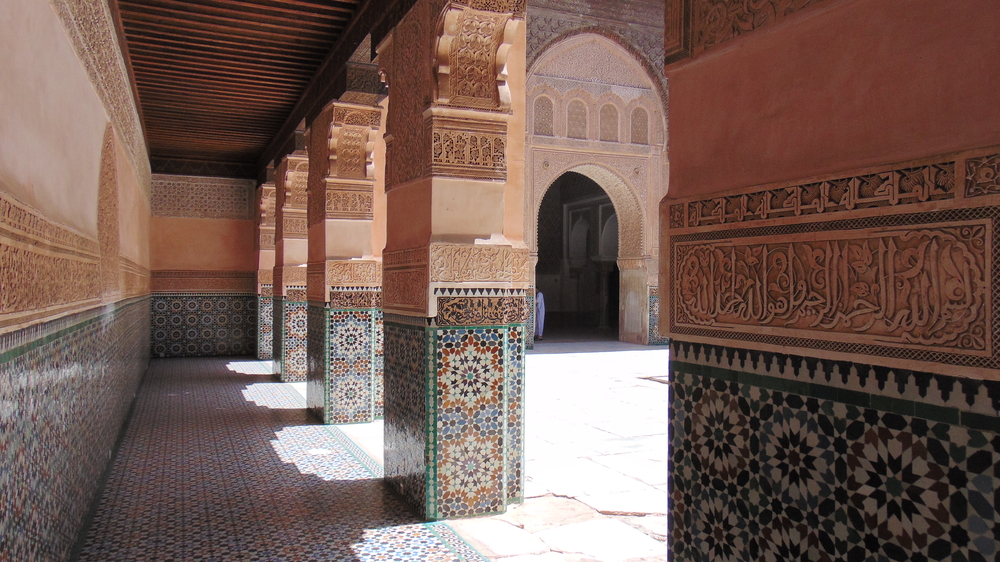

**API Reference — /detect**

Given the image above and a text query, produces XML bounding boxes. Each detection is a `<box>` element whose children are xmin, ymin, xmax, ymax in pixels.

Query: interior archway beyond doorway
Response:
<box><xmin>533</xmin><ymin>170</ymin><xmax>643</xmax><ymax>342</ymax></box>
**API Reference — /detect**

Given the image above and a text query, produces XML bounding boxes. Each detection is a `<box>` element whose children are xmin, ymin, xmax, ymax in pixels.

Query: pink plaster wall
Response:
<box><xmin>150</xmin><ymin>217</ymin><xmax>256</xmax><ymax>271</ymax></box>
<box><xmin>666</xmin><ymin>0</ymin><xmax>1000</xmax><ymax>198</ymax></box>
<box><xmin>114</xmin><ymin>132</ymin><xmax>150</xmax><ymax>269</ymax></box>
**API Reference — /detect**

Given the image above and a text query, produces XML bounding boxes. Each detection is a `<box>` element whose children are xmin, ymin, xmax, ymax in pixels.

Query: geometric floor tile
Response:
<box><xmin>77</xmin><ymin>357</ymin><xmax>486</xmax><ymax>561</ymax></box>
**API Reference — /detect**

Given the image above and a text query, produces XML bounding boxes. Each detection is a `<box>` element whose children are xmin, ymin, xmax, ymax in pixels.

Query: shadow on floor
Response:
<box><xmin>74</xmin><ymin>357</ymin><xmax>481</xmax><ymax>562</ymax></box>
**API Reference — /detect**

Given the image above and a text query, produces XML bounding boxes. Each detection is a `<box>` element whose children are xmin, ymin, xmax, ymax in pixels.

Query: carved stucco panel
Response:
<box><xmin>673</xmin><ymin>223</ymin><xmax>990</xmax><ymax>353</ymax></box>
<box><xmin>152</xmin><ymin>174</ymin><xmax>256</xmax><ymax>220</ymax></box>
<box><xmin>437</xmin><ymin>7</ymin><xmax>513</xmax><ymax>109</ymax></box>
<box><xmin>429</xmin><ymin>243</ymin><xmax>530</xmax><ymax>284</ymax></box>
<box><xmin>529</xmin><ymin>148</ymin><xmax>648</xmax><ymax>258</ymax></box>
<box><xmin>326</xmin><ymin>260</ymin><xmax>382</xmax><ymax>287</ymax></box>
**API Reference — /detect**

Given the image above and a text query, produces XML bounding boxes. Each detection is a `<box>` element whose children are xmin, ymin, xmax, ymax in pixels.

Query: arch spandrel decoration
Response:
<box><xmin>529</xmin><ymin>152</ymin><xmax>651</xmax><ymax>254</ymax></box>
<box><xmin>532</xmin><ymin>162</ymin><xmax>645</xmax><ymax>260</ymax></box>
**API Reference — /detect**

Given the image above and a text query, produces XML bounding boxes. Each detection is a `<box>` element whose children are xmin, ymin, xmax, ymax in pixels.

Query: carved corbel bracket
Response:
<box><xmin>325</xmin><ymin>104</ymin><xmax>383</xmax><ymax>181</ymax></box>
<box><xmin>434</xmin><ymin>4</ymin><xmax>518</xmax><ymax>110</ymax></box>
<box><xmin>258</xmin><ymin>183</ymin><xmax>277</xmax><ymax>227</ymax></box>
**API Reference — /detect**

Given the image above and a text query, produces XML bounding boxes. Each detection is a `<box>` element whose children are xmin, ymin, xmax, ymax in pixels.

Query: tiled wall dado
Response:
<box><xmin>274</xmin><ymin>288</ymin><xmax>308</xmax><ymax>382</ymax></box>
<box><xmin>0</xmin><ymin>298</ymin><xmax>150</xmax><ymax>562</ymax></box>
<box><xmin>307</xmin><ymin>289</ymin><xmax>385</xmax><ymax>425</ymax></box>
<box><xmin>384</xmin><ymin>289</ymin><xmax>526</xmax><ymax>520</ymax></box>
<box><xmin>150</xmin><ymin>293</ymin><xmax>257</xmax><ymax>357</ymax></box>
<box><xmin>258</xmin><ymin>284</ymin><xmax>274</xmax><ymax>360</ymax></box>
<box><xmin>669</xmin><ymin>340</ymin><xmax>1000</xmax><ymax>562</ymax></box>
<box><xmin>648</xmin><ymin>286</ymin><xmax>668</xmax><ymax>345</ymax></box>
<box><xmin>661</xmin><ymin>147</ymin><xmax>1000</xmax><ymax>562</ymax></box>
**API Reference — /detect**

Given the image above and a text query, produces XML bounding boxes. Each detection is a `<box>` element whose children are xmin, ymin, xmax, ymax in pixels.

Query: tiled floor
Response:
<box><xmin>76</xmin><ymin>357</ymin><xmax>486</xmax><ymax>562</ymax></box>
<box><xmin>442</xmin><ymin>341</ymin><xmax>670</xmax><ymax>562</ymax></box>
<box><xmin>326</xmin><ymin>341</ymin><xmax>671</xmax><ymax>562</ymax></box>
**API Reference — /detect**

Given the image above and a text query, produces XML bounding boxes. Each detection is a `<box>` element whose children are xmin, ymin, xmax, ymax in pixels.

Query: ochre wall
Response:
<box><xmin>150</xmin><ymin>217</ymin><xmax>256</xmax><ymax>271</ymax></box>
<box><xmin>149</xmin><ymin>174</ymin><xmax>258</xmax><ymax>281</ymax></box>
<box><xmin>667</xmin><ymin>0</ymin><xmax>1000</xmax><ymax>198</ymax></box>
<box><xmin>115</xmin><ymin>133</ymin><xmax>150</xmax><ymax>270</ymax></box>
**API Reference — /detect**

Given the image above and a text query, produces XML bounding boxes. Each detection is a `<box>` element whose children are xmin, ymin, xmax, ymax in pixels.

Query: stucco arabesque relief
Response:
<box><xmin>0</xmin><ymin>189</ymin><xmax>102</xmax><ymax>329</ymax></box>
<box><xmin>276</xmin><ymin>154</ymin><xmax>310</xmax><ymax>240</ymax></box>
<box><xmin>529</xmin><ymin>149</ymin><xmax>649</xmax><ymax>261</ymax></box>
<box><xmin>152</xmin><ymin>174</ymin><xmax>257</xmax><ymax>220</ymax></box>
<box><xmin>524</xmin><ymin>28</ymin><xmax>668</xmax><ymax>289</ymax></box>
<box><xmin>258</xmin><ymin>183</ymin><xmax>277</xmax><ymax>251</ymax></box>
<box><xmin>665</xmin><ymin>148</ymin><xmax>1000</xmax><ymax>376</ymax></box>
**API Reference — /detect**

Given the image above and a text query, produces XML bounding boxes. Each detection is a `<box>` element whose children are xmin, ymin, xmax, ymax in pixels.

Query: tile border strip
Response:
<box><xmin>672</xmin><ymin>358</ymin><xmax>1000</xmax><ymax>434</ymax></box>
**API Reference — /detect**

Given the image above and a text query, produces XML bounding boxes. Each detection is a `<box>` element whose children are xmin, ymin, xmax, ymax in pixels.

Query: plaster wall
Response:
<box><xmin>385</xmin><ymin>179</ymin><xmax>432</xmax><ymax>250</ymax></box>
<box><xmin>115</xmin><ymin>133</ymin><xmax>150</xmax><ymax>269</ymax></box>
<box><xmin>0</xmin><ymin>0</ymin><xmax>109</xmax><ymax>239</ymax></box>
<box><xmin>504</xmin><ymin>20</ymin><xmax>527</xmax><ymax>243</ymax></box>
<box><xmin>321</xmin><ymin>220</ymin><xmax>374</xmax><ymax>260</ymax></box>
<box><xmin>667</xmin><ymin>0</ymin><xmax>1000</xmax><ymax>198</ymax></box>
<box><xmin>372</xmin><ymin>98</ymin><xmax>389</xmax><ymax>258</ymax></box>
<box><xmin>150</xmin><ymin>217</ymin><xmax>256</xmax><ymax>272</ymax></box>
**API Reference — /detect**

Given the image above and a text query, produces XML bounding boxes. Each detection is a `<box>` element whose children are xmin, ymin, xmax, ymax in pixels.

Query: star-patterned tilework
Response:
<box><xmin>76</xmin><ymin>357</ymin><xmax>488</xmax><ymax>562</ymax></box>
<box><xmin>506</xmin><ymin>325</ymin><xmax>525</xmax><ymax>503</ymax></box>
<box><xmin>434</xmin><ymin>327</ymin><xmax>507</xmax><ymax>519</ymax></box>
<box><xmin>258</xmin><ymin>288</ymin><xmax>273</xmax><ymax>360</ymax></box>
<box><xmin>276</xmin><ymin>290</ymin><xmax>308</xmax><ymax>382</ymax></box>
<box><xmin>669</xmin><ymin>340</ymin><xmax>1000</xmax><ymax>562</ymax></box>
<box><xmin>306</xmin><ymin>293</ymin><xmax>385</xmax><ymax>425</ymax></box>
<box><xmin>648</xmin><ymin>289</ymin><xmax>669</xmax><ymax>345</ymax></box>
<box><xmin>151</xmin><ymin>293</ymin><xmax>257</xmax><ymax>357</ymax></box>
<box><xmin>0</xmin><ymin>298</ymin><xmax>149</xmax><ymax>562</ymax></box>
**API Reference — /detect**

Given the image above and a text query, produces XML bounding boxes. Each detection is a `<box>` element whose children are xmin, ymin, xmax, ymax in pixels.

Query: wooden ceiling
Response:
<box><xmin>115</xmin><ymin>0</ymin><xmax>363</xmax><ymax>174</ymax></box>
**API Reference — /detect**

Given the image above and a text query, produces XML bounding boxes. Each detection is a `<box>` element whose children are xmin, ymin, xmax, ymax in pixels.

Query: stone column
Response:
<box><xmin>256</xmin><ymin>171</ymin><xmax>276</xmax><ymax>360</ymax></box>
<box><xmin>305</xmin><ymin>68</ymin><xmax>387</xmax><ymax>424</ymax></box>
<box><xmin>272</xmin><ymin>150</ymin><xmax>309</xmax><ymax>381</ymax></box>
<box><xmin>378</xmin><ymin>0</ymin><xmax>529</xmax><ymax>520</ymax></box>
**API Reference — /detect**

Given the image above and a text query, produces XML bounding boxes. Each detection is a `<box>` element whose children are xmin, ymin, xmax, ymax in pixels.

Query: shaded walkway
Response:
<box><xmin>76</xmin><ymin>358</ymin><xmax>485</xmax><ymax>561</ymax></box>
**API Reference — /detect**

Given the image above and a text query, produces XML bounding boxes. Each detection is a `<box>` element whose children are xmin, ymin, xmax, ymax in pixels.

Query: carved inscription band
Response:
<box><xmin>674</xmin><ymin>223</ymin><xmax>988</xmax><ymax>352</ymax></box>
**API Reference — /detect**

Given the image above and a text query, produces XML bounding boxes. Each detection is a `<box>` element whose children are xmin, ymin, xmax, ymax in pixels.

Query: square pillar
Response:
<box><xmin>378</xmin><ymin>0</ymin><xmax>528</xmax><ymax>520</ymax></box>
<box><xmin>272</xmin><ymin>150</ymin><xmax>310</xmax><ymax>382</ymax></box>
<box><xmin>256</xmin><ymin>178</ymin><xmax>276</xmax><ymax>360</ymax></box>
<box><xmin>305</xmin><ymin>85</ymin><xmax>388</xmax><ymax>424</ymax></box>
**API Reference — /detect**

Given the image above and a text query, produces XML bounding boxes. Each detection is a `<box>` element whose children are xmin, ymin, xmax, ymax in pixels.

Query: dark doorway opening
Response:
<box><xmin>535</xmin><ymin>172</ymin><xmax>619</xmax><ymax>343</ymax></box>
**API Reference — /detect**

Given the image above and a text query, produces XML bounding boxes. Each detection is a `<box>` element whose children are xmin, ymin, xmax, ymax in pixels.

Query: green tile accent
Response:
<box><xmin>915</xmin><ymin>402</ymin><xmax>960</xmax><ymax>425</ymax></box>
<box><xmin>871</xmin><ymin>395</ymin><xmax>915</xmax><ymax>417</ymax></box>
<box><xmin>961</xmin><ymin>411</ymin><xmax>1000</xmax><ymax>434</ymax></box>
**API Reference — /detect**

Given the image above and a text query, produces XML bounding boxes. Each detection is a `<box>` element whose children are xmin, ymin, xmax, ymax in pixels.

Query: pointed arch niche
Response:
<box><xmin>525</xmin><ymin>33</ymin><xmax>668</xmax><ymax>345</ymax></box>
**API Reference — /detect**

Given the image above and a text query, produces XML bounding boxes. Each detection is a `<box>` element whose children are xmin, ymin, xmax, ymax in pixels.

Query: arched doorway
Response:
<box><xmin>535</xmin><ymin>172</ymin><xmax>620</xmax><ymax>341</ymax></box>
<box><xmin>524</xmin><ymin>32</ymin><xmax>668</xmax><ymax>346</ymax></box>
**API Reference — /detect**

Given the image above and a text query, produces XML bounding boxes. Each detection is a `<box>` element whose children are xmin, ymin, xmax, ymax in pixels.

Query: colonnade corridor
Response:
<box><xmin>74</xmin><ymin>358</ymin><xmax>484</xmax><ymax>561</ymax></box>
<box><xmin>74</xmin><ymin>346</ymin><xmax>669</xmax><ymax>561</ymax></box>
